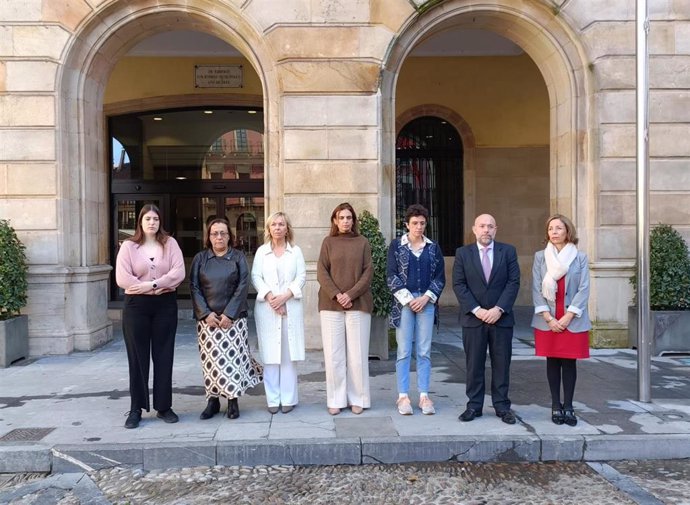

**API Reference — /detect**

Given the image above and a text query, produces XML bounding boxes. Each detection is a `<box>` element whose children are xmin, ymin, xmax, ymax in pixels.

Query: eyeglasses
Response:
<box><xmin>210</xmin><ymin>231</ymin><xmax>229</xmax><ymax>238</ymax></box>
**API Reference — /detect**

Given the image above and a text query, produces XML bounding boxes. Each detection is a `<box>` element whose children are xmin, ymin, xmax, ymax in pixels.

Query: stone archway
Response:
<box><xmin>381</xmin><ymin>1</ymin><xmax>593</xmax><ymax>244</ymax></box>
<box><xmin>52</xmin><ymin>1</ymin><xmax>277</xmax><ymax>351</ymax></box>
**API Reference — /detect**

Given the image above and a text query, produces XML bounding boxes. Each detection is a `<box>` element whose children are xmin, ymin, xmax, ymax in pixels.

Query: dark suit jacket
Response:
<box><xmin>452</xmin><ymin>241</ymin><xmax>520</xmax><ymax>328</ymax></box>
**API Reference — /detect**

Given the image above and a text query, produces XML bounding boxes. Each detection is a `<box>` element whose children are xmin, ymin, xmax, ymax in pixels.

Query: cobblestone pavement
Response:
<box><xmin>6</xmin><ymin>460</ymin><xmax>690</xmax><ymax>504</ymax></box>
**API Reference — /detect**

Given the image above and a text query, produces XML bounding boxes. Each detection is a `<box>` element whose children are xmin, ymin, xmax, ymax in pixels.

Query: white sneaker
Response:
<box><xmin>419</xmin><ymin>396</ymin><xmax>436</xmax><ymax>415</ymax></box>
<box><xmin>397</xmin><ymin>396</ymin><xmax>413</xmax><ymax>415</ymax></box>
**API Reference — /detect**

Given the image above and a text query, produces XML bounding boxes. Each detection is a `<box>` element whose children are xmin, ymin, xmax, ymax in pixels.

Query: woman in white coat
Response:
<box><xmin>251</xmin><ymin>211</ymin><xmax>306</xmax><ymax>414</ymax></box>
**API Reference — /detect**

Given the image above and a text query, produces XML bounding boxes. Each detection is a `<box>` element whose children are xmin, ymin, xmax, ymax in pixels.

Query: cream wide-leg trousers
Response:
<box><xmin>319</xmin><ymin>310</ymin><xmax>371</xmax><ymax>409</ymax></box>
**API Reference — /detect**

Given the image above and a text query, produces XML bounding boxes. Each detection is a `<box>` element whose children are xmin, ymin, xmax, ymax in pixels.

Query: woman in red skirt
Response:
<box><xmin>531</xmin><ymin>214</ymin><xmax>591</xmax><ymax>426</ymax></box>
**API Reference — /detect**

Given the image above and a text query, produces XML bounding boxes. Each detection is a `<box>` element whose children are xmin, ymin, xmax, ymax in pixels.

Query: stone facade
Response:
<box><xmin>1</xmin><ymin>0</ymin><xmax>688</xmax><ymax>354</ymax></box>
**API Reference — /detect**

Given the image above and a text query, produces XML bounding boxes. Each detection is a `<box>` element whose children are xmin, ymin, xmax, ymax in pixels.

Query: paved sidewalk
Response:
<box><xmin>1</xmin><ymin>308</ymin><xmax>690</xmax><ymax>474</ymax></box>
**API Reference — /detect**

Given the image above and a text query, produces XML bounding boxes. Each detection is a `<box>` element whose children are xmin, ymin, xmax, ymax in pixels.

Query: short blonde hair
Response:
<box><xmin>264</xmin><ymin>211</ymin><xmax>294</xmax><ymax>246</ymax></box>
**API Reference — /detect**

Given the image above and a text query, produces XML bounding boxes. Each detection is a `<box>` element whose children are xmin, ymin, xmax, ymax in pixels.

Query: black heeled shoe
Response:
<box><xmin>551</xmin><ymin>404</ymin><xmax>565</xmax><ymax>425</ymax></box>
<box><xmin>200</xmin><ymin>397</ymin><xmax>220</xmax><ymax>420</ymax></box>
<box><xmin>227</xmin><ymin>398</ymin><xmax>240</xmax><ymax>419</ymax></box>
<box><xmin>563</xmin><ymin>407</ymin><xmax>578</xmax><ymax>427</ymax></box>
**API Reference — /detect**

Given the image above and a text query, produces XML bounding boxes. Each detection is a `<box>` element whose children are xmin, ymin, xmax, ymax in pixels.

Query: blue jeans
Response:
<box><xmin>395</xmin><ymin>297</ymin><xmax>435</xmax><ymax>395</ymax></box>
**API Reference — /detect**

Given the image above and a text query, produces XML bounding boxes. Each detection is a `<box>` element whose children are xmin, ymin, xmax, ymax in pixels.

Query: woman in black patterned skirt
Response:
<box><xmin>190</xmin><ymin>218</ymin><xmax>263</xmax><ymax>420</ymax></box>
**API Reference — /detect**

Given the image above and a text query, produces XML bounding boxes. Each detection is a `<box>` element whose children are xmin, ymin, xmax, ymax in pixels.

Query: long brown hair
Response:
<box><xmin>543</xmin><ymin>214</ymin><xmax>579</xmax><ymax>245</ymax></box>
<box><xmin>129</xmin><ymin>204</ymin><xmax>169</xmax><ymax>246</ymax></box>
<box><xmin>205</xmin><ymin>218</ymin><xmax>234</xmax><ymax>249</ymax></box>
<box><xmin>329</xmin><ymin>202</ymin><xmax>359</xmax><ymax>237</ymax></box>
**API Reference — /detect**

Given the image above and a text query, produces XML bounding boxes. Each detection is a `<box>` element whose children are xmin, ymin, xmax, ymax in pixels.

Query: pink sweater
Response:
<box><xmin>115</xmin><ymin>238</ymin><xmax>185</xmax><ymax>294</ymax></box>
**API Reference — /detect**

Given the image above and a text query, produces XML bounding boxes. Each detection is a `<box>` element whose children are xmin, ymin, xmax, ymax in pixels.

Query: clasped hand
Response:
<box><xmin>266</xmin><ymin>291</ymin><xmax>291</xmax><ymax>316</ymax></box>
<box><xmin>124</xmin><ymin>281</ymin><xmax>155</xmax><ymax>295</ymax></box>
<box><xmin>408</xmin><ymin>295</ymin><xmax>430</xmax><ymax>313</ymax></box>
<box><xmin>546</xmin><ymin>312</ymin><xmax>574</xmax><ymax>333</ymax></box>
<box><xmin>476</xmin><ymin>306</ymin><xmax>502</xmax><ymax>325</ymax></box>
<box><xmin>205</xmin><ymin>312</ymin><xmax>233</xmax><ymax>329</ymax></box>
<box><xmin>336</xmin><ymin>292</ymin><xmax>353</xmax><ymax>310</ymax></box>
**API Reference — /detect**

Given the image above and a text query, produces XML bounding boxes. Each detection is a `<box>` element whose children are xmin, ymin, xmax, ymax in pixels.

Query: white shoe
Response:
<box><xmin>419</xmin><ymin>396</ymin><xmax>436</xmax><ymax>415</ymax></box>
<box><xmin>397</xmin><ymin>396</ymin><xmax>413</xmax><ymax>415</ymax></box>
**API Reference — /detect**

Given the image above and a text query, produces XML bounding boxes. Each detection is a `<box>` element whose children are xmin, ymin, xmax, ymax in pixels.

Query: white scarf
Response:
<box><xmin>542</xmin><ymin>242</ymin><xmax>577</xmax><ymax>303</ymax></box>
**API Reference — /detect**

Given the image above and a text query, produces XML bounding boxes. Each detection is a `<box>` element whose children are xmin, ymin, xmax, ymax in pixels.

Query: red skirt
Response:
<box><xmin>534</xmin><ymin>277</ymin><xmax>590</xmax><ymax>359</ymax></box>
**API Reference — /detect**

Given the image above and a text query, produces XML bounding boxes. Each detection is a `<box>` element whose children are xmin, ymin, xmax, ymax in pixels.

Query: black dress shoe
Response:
<box><xmin>563</xmin><ymin>408</ymin><xmax>578</xmax><ymax>427</ymax></box>
<box><xmin>200</xmin><ymin>397</ymin><xmax>221</xmax><ymax>420</ymax></box>
<box><xmin>497</xmin><ymin>410</ymin><xmax>517</xmax><ymax>425</ymax></box>
<box><xmin>227</xmin><ymin>398</ymin><xmax>240</xmax><ymax>419</ymax></box>
<box><xmin>459</xmin><ymin>408</ymin><xmax>483</xmax><ymax>422</ymax></box>
<box><xmin>124</xmin><ymin>409</ymin><xmax>141</xmax><ymax>429</ymax></box>
<box><xmin>551</xmin><ymin>404</ymin><xmax>565</xmax><ymax>425</ymax></box>
<box><xmin>156</xmin><ymin>409</ymin><xmax>179</xmax><ymax>424</ymax></box>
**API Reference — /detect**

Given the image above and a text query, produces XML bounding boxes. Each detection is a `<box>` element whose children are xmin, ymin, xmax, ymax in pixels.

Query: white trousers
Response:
<box><xmin>320</xmin><ymin>310</ymin><xmax>371</xmax><ymax>409</ymax></box>
<box><xmin>263</xmin><ymin>321</ymin><xmax>298</xmax><ymax>407</ymax></box>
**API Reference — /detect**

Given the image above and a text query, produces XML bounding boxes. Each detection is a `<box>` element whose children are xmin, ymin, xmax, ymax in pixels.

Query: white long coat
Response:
<box><xmin>251</xmin><ymin>242</ymin><xmax>306</xmax><ymax>364</ymax></box>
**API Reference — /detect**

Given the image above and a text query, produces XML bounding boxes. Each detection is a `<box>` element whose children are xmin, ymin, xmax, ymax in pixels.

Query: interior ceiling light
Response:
<box><xmin>175</xmin><ymin>176</ymin><xmax>187</xmax><ymax>180</ymax></box>
<box><xmin>247</xmin><ymin>110</ymin><xmax>257</xmax><ymax>114</ymax></box>
<box><xmin>153</xmin><ymin>117</ymin><xmax>163</xmax><ymax>121</ymax></box>
<box><xmin>204</xmin><ymin>110</ymin><xmax>213</xmax><ymax>114</ymax></box>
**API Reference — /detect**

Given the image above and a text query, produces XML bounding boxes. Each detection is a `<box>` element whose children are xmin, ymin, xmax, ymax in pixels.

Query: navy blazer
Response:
<box><xmin>452</xmin><ymin>241</ymin><xmax>520</xmax><ymax>328</ymax></box>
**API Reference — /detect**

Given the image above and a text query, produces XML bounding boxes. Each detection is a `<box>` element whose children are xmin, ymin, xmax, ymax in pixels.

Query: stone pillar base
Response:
<box><xmin>26</xmin><ymin>265</ymin><xmax>113</xmax><ymax>356</ymax></box>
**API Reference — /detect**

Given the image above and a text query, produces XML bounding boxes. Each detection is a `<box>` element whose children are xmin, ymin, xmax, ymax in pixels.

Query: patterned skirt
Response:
<box><xmin>197</xmin><ymin>317</ymin><xmax>263</xmax><ymax>399</ymax></box>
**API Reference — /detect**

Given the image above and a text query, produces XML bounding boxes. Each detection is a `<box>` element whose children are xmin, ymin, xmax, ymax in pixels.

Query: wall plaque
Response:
<box><xmin>194</xmin><ymin>65</ymin><xmax>243</xmax><ymax>88</ymax></box>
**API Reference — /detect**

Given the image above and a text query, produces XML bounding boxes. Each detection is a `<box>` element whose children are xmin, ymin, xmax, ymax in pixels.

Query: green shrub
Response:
<box><xmin>359</xmin><ymin>210</ymin><xmax>391</xmax><ymax>318</ymax></box>
<box><xmin>630</xmin><ymin>224</ymin><xmax>690</xmax><ymax>310</ymax></box>
<box><xmin>0</xmin><ymin>219</ymin><xmax>29</xmax><ymax>320</ymax></box>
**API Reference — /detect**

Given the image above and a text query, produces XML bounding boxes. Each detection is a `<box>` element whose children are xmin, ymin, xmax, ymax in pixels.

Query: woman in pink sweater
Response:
<box><xmin>115</xmin><ymin>204</ymin><xmax>185</xmax><ymax>429</ymax></box>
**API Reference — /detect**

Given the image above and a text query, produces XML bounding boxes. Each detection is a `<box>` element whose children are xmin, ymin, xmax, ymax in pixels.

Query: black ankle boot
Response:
<box><xmin>200</xmin><ymin>397</ymin><xmax>220</xmax><ymax>420</ymax></box>
<box><xmin>551</xmin><ymin>403</ymin><xmax>565</xmax><ymax>425</ymax></box>
<box><xmin>227</xmin><ymin>398</ymin><xmax>240</xmax><ymax>419</ymax></box>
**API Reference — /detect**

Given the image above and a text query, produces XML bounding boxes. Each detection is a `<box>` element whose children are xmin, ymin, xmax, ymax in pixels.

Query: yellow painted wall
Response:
<box><xmin>104</xmin><ymin>57</ymin><xmax>262</xmax><ymax>104</ymax></box>
<box><xmin>396</xmin><ymin>55</ymin><xmax>549</xmax><ymax>147</ymax></box>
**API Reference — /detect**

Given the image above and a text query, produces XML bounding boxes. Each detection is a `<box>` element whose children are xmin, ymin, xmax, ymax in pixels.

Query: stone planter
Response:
<box><xmin>369</xmin><ymin>315</ymin><xmax>389</xmax><ymax>360</ymax></box>
<box><xmin>628</xmin><ymin>306</ymin><xmax>690</xmax><ymax>356</ymax></box>
<box><xmin>0</xmin><ymin>315</ymin><xmax>29</xmax><ymax>367</ymax></box>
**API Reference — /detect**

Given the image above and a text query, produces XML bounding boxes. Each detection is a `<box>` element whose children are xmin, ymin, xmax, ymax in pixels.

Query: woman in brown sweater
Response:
<box><xmin>317</xmin><ymin>202</ymin><xmax>374</xmax><ymax>415</ymax></box>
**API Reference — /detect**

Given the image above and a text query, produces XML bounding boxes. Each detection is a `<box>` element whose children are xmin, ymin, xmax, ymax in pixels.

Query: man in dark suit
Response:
<box><xmin>453</xmin><ymin>214</ymin><xmax>520</xmax><ymax>424</ymax></box>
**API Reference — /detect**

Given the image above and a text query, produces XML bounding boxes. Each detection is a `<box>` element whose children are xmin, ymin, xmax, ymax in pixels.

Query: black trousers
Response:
<box><xmin>122</xmin><ymin>292</ymin><xmax>178</xmax><ymax>412</ymax></box>
<box><xmin>462</xmin><ymin>323</ymin><xmax>513</xmax><ymax>412</ymax></box>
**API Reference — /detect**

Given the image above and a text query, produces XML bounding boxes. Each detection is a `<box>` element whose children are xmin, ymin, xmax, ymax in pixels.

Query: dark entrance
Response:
<box><xmin>395</xmin><ymin>116</ymin><xmax>463</xmax><ymax>253</ymax></box>
<box><xmin>109</xmin><ymin>106</ymin><xmax>264</xmax><ymax>300</ymax></box>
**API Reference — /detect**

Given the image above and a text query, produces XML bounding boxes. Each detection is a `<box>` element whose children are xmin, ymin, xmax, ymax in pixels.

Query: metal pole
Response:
<box><xmin>636</xmin><ymin>0</ymin><xmax>651</xmax><ymax>402</ymax></box>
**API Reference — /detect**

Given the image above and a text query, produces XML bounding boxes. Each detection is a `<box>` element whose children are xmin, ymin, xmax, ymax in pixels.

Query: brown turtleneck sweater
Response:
<box><xmin>316</xmin><ymin>232</ymin><xmax>373</xmax><ymax>313</ymax></box>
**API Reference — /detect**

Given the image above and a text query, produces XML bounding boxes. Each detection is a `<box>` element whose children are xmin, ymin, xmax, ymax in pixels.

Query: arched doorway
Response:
<box><xmin>54</xmin><ymin>2</ymin><xmax>278</xmax><ymax>349</ymax></box>
<box><xmin>395</xmin><ymin>116</ymin><xmax>463</xmax><ymax>253</ymax></box>
<box><xmin>382</xmin><ymin>2</ymin><xmax>592</xmax><ymax>306</ymax></box>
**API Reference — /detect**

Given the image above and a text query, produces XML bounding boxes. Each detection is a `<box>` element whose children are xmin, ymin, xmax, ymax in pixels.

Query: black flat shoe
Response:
<box><xmin>124</xmin><ymin>409</ymin><xmax>141</xmax><ymax>429</ymax></box>
<box><xmin>227</xmin><ymin>398</ymin><xmax>240</xmax><ymax>419</ymax></box>
<box><xmin>200</xmin><ymin>397</ymin><xmax>221</xmax><ymax>420</ymax></box>
<box><xmin>156</xmin><ymin>409</ymin><xmax>179</xmax><ymax>424</ymax></box>
<box><xmin>459</xmin><ymin>408</ymin><xmax>482</xmax><ymax>422</ymax></box>
<box><xmin>563</xmin><ymin>408</ymin><xmax>578</xmax><ymax>427</ymax></box>
<box><xmin>496</xmin><ymin>410</ymin><xmax>517</xmax><ymax>425</ymax></box>
<box><xmin>551</xmin><ymin>404</ymin><xmax>565</xmax><ymax>425</ymax></box>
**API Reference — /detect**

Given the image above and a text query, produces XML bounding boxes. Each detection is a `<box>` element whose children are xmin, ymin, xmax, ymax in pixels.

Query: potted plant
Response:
<box><xmin>0</xmin><ymin>219</ymin><xmax>29</xmax><ymax>367</ymax></box>
<box><xmin>628</xmin><ymin>224</ymin><xmax>690</xmax><ymax>355</ymax></box>
<box><xmin>359</xmin><ymin>210</ymin><xmax>392</xmax><ymax>359</ymax></box>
